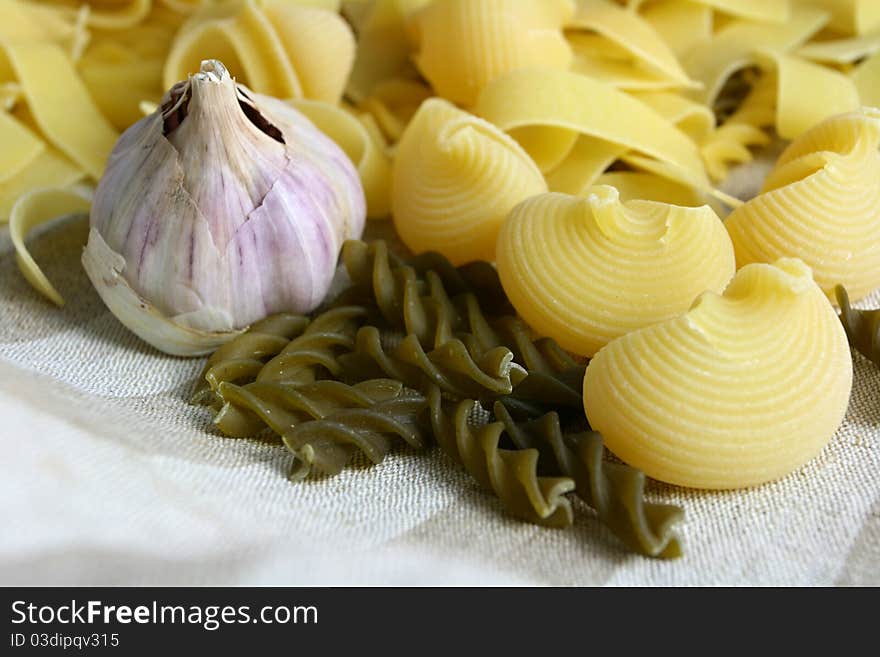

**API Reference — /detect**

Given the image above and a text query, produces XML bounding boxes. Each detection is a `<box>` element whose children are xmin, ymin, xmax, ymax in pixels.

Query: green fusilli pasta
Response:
<box><xmin>494</xmin><ymin>402</ymin><xmax>683</xmax><ymax>559</ymax></box>
<box><xmin>836</xmin><ymin>285</ymin><xmax>880</xmax><ymax>367</ymax></box>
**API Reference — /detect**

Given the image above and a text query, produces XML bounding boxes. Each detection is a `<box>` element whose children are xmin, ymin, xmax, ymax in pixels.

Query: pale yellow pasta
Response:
<box><xmin>797</xmin><ymin>31</ymin><xmax>880</xmax><ymax>64</ymax></box>
<box><xmin>639</xmin><ymin>0</ymin><xmax>712</xmax><ymax>58</ymax></box>
<box><xmin>411</xmin><ymin>0</ymin><xmax>574</xmax><ymax>106</ymax></box>
<box><xmin>30</xmin><ymin>1</ymin><xmax>152</xmax><ymax>30</ymax></box>
<box><xmin>583</xmin><ymin>258</ymin><xmax>852</xmax><ymax>489</ymax></box>
<box><xmin>726</xmin><ymin>108</ymin><xmax>880</xmax><ymax>302</ymax></box>
<box><xmin>0</xmin><ymin>82</ymin><xmax>21</xmax><ymax>110</ymax></box>
<box><xmin>679</xmin><ymin>0</ymin><xmax>790</xmax><ymax>23</ymax></box>
<box><xmin>0</xmin><ymin>149</ymin><xmax>84</xmax><ymax>221</ymax></box>
<box><xmin>496</xmin><ymin>186</ymin><xmax>735</xmax><ymax>357</ymax></box>
<box><xmin>683</xmin><ymin>7</ymin><xmax>827</xmax><ymax>106</ymax></box>
<box><xmin>261</xmin><ymin>1</ymin><xmax>355</xmax><ymax>103</ymax></box>
<box><xmin>629</xmin><ymin>90</ymin><xmax>715</xmax><ymax>143</ymax></box>
<box><xmin>358</xmin><ymin>78</ymin><xmax>432</xmax><ymax>143</ymax></box>
<box><xmin>291</xmin><ymin>98</ymin><xmax>392</xmax><ymax>219</ymax></box>
<box><xmin>391</xmin><ymin>98</ymin><xmax>547</xmax><ymax>265</ymax></box>
<box><xmin>0</xmin><ymin>111</ymin><xmax>45</xmax><ymax>183</ymax></box>
<box><xmin>700</xmin><ymin>71</ymin><xmax>776</xmax><ymax>181</ymax></box>
<box><xmin>474</xmin><ymin>68</ymin><xmax>709</xmax><ymax>189</ymax></box>
<box><xmin>9</xmin><ymin>187</ymin><xmax>92</xmax><ymax>305</ymax></box>
<box><xmin>164</xmin><ymin>1</ymin><xmax>303</xmax><ymax>98</ymax></box>
<box><xmin>568</xmin><ymin>37</ymin><xmax>685</xmax><ymax>91</ymax></box>
<box><xmin>594</xmin><ymin>172</ymin><xmax>706</xmax><ymax>207</ymax></box>
<box><xmin>0</xmin><ymin>40</ymin><xmax>118</xmax><ymax>180</ymax></box>
<box><xmin>768</xmin><ymin>52</ymin><xmax>860</xmax><ymax>138</ymax></box>
<box><xmin>345</xmin><ymin>0</ymin><xmax>425</xmax><ymax>103</ymax></box>
<box><xmin>852</xmin><ymin>50</ymin><xmax>880</xmax><ymax>108</ymax></box>
<box><xmin>795</xmin><ymin>0</ymin><xmax>880</xmax><ymax>36</ymax></box>
<box><xmin>567</xmin><ymin>0</ymin><xmax>694</xmax><ymax>87</ymax></box>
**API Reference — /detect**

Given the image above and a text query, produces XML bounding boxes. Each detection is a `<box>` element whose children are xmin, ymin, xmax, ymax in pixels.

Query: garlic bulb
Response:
<box><xmin>82</xmin><ymin>60</ymin><xmax>366</xmax><ymax>356</ymax></box>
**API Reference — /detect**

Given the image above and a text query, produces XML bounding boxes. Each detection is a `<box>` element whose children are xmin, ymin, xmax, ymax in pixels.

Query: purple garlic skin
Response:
<box><xmin>86</xmin><ymin>60</ymin><xmax>365</xmax><ymax>352</ymax></box>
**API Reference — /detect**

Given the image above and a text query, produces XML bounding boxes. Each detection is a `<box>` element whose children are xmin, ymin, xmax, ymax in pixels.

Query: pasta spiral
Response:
<box><xmin>493</xmin><ymin>402</ymin><xmax>683</xmax><ymax>558</ymax></box>
<box><xmin>583</xmin><ymin>259</ymin><xmax>853</xmax><ymax>489</ymax></box>
<box><xmin>836</xmin><ymin>285</ymin><xmax>880</xmax><ymax>368</ymax></box>
<box><xmin>423</xmin><ymin>386</ymin><xmax>576</xmax><ymax>528</ymax></box>
<box><xmin>192</xmin><ymin>312</ymin><xmax>309</xmax><ymax>406</ymax></box>
<box><xmin>496</xmin><ymin>186</ymin><xmax>735</xmax><ymax>357</ymax></box>
<box><xmin>725</xmin><ymin>108</ymin><xmax>880</xmax><ymax>303</ymax></box>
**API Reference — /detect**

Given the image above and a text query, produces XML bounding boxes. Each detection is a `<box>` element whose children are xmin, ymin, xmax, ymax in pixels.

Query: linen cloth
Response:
<box><xmin>1</xmin><ymin>162</ymin><xmax>878</xmax><ymax>586</ymax></box>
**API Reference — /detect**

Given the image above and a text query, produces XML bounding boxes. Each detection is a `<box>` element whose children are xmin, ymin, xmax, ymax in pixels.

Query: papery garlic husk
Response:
<box><xmin>82</xmin><ymin>60</ymin><xmax>366</xmax><ymax>356</ymax></box>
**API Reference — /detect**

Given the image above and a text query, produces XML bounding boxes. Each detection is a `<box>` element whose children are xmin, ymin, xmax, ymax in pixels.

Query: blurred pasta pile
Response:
<box><xmin>1</xmin><ymin>0</ymin><xmax>879</xmax><ymax>290</ymax></box>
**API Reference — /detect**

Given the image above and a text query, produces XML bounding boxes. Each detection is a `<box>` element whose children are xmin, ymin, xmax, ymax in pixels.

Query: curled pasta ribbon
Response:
<box><xmin>640</xmin><ymin>0</ymin><xmax>712</xmax><ymax>59</ymax></box>
<box><xmin>191</xmin><ymin>313</ymin><xmax>310</xmax><ymax>406</ymax></box>
<box><xmin>391</xmin><ymin>98</ymin><xmax>547</xmax><ymax>265</ymax></box>
<box><xmin>357</xmin><ymin>78</ymin><xmax>431</xmax><ymax>144</ymax></box>
<box><xmin>0</xmin><ymin>39</ymin><xmax>119</xmax><ymax>181</ymax></box>
<box><xmin>424</xmin><ymin>386</ymin><xmax>576</xmax><ymax>528</ymax></box>
<box><xmin>567</xmin><ymin>0</ymin><xmax>695</xmax><ymax>88</ymax></box>
<box><xmin>726</xmin><ymin>108</ymin><xmax>880</xmax><ymax>302</ymax></box>
<box><xmin>474</xmin><ymin>68</ymin><xmax>710</xmax><ymax>194</ymax></box>
<box><xmin>291</xmin><ymin>99</ymin><xmax>392</xmax><ymax>219</ymax></box>
<box><xmin>797</xmin><ymin>31</ymin><xmax>880</xmax><ymax>64</ymax></box>
<box><xmin>34</xmin><ymin>0</ymin><xmax>152</xmax><ymax>30</ymax></box>
<box><xmin>682</xmin><ymin>7</ymin><xmax>828</xmax><ymax>107</ymax></box>
<box><xmin>493</xmin><ymin>403</ymin><xmax>683</xmax><ymax>558</ymax></box>
<box><xmin>410</xmin><ymin>0</ymin><xmax>573</xmax><ymax>106</ymax></box>
<box><xmin>836</xmin><ymin>285</ymin><xmax>880</xmax><ymax>368</ymax></box>
<box><xmin>853</xmin><ymin>50</ymin><xmax>880</xmax><ymax>108</ymax></box>
<box><xmin>9</xmin><ymin>187</ymin><xmax>91</xmax><ymax>306</ymax></box>
<box><xmin>496</xmin><ymin>186</ymin><xmax>735</xmax><ymax>357</ymax></box>
<box><xmin>671</xmin><ymin>0</ymin><xmax>790</xmax><ymax>23</ymax></box>
<box><xmin>344</xmin><ymin>0</ymin><xmax>426</xmax><ymax>103</ymax></box>
<box><xmin>164</xmin><ymin>0</ymin><xmax>355</xmax><ymax>103</ymax></box>
<box><xmin>764</xmin><ymin>51</ymin><xmax>860</xmax><ymax>139</ymax></box>
<box><xmin>700</xmin><ymin>72</ymin><xmax>775</xmax><ymax>182</ymax></box>
<box><xmin>796</xmin><ymin>0</ymin><xmax>880</xmax><ymax>36</ymax></box>
<box><xmin>584</xmin><ymin>259</ymin><xmax>853</xmax><ymax>490</ymax></box>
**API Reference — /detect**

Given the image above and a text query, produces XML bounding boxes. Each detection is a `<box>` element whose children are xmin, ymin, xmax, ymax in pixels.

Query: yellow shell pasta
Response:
<box><xmin>496</xmin><ymin>186</ymin><xmax>735</xmax><ymax>357</ymax></box>
<box><xmin>410</xmin><ymin>0</ymin><xmax>574</xmax><ymax>106</ymax></box>
<box><xmin>583</xmin><ymin>258</ymin><xmax>853</xmax><ymax>489</ymax></box>
<box><xmin>391</xmin><ymin>98</ymin><xmax>547</xmax><ymax>265</ymax></box>
<box><xmin>726</xmin><ymin>108</ymin><xmax>880</xmax><ymax>303</ymax></box>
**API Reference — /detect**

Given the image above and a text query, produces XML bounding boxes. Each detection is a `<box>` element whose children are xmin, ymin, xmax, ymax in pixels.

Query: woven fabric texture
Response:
<box><xmin>1</xmin><ymin>163</ymin><xmax>878</xmax><ymax>586</ymax></box>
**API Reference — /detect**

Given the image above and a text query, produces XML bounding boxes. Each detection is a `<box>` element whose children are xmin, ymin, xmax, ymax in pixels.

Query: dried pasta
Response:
<box><xmin>726</xmin><ymin>108</ymin><xmax>880</xmax><ymax>302</ymax></box>
<box><xmin>496</xmin><ymin>186</ymin><xmax>736</xmax><ymax>357</ymax></box>
<box><xmin>191</xmin><ymin>313</ymin><xmax>310</xmax><ymax>406</ymax></box>
<box><xmin>493</xmin><ymin>403</ymin><xmax>682</xmax><ymax>558</ymax></box>
<box><xmin>583</xmin><ymin>259</ymin><xmax>853</xmax><ymax>489</ymax></box>
<box><xmin>836</xmin><ymin>285</ymin><xmax>880</xmax><ymax>368</ymax></box>
<box><xmin>391</xmin><ymin>98</ymin><xmax>547</xmax><ymax>265</ymax></box>
<box><xmin>410</xmin><ymin>0</ymin><xmax>574</xmax><ymax>106</ymax></box>
<box><xmin>423</xmin><ymin>386</ymin><xmax>576</xmax><ymax>528</ymax></box>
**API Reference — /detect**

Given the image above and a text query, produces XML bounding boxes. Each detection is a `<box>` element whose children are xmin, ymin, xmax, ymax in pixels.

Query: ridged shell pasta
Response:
<box><xmin>726</xmin><ymin>108</ymin><xmax>880</xmax><ymax>302</ymax></box>
<box><xmin>391</xmin><ymin>98</ymin><xmax>547</xmax><ymax>265</ymax></box>
<box><xmin>410</xmin><ymin>0</ymin><xmax>574</xmax><ymax>106</ymax></box>
<box><xmin>495</xmin><ymin>186</ymin><xmax>735</xmax><ymax>357</ymax></box>
<box><xmin>583</xmin><ymin>258</ymin><xmax>853</xmax><ymax>490</ymax></box>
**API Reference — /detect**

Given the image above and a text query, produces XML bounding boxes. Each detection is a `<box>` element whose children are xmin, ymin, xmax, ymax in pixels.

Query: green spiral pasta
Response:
<box><xmin>338</xmin><ymin>326</ymin><xmax>526</xmax><ymax>400</ymax></box>
<box><xmin>493</xmin><ymin>402</ymin><xmax>683</xmax><ymax>559</ymax></box>
<box><xmin>191</xmin><ymin>313</ymin><xmax>310</xmax><ymax>406</ymax></box>
<box><xmin>215</xmin><ymin>378</ymin><xmax>425</xmax><ymax>479</ymax></box>
<box><xmin>257</xmin><ymin>306</ymin><xmax>372</xmax><ymax>384</ymax></box>
<box><xmin>836</xmin><ymin>285</ymin><xmax>880</xmax><ymax>367</ymax></box>
<box><xmin>423</xmin><ymin>385</ymin><xmax>575</xmax><ymax>528</ymax></box>
<box><xmin>338</xmin><ymin>240</ymin><xmax>585</xmax><ymax>410</ymax></box>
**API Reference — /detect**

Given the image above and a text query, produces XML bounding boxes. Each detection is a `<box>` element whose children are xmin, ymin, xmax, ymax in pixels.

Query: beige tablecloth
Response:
<box><xmin>1</xmin><ymin>163</ymin><xmax>878</xmax><ymax>586</ymax></box>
